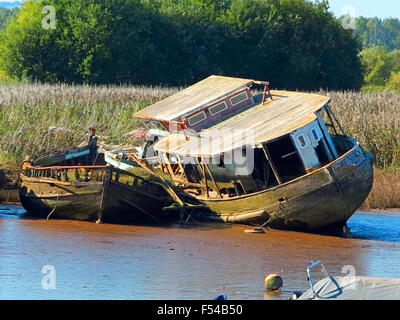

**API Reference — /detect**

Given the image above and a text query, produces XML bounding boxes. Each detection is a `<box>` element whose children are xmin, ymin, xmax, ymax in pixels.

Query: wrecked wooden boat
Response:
<box><xmin>19</xmin><ymin>130</ymin><xmax>175</xmax><ymax>224</ymax></box>
<box><xmin>130</xmin><ymin>75</ymin><xmax>374</xmax><ymax>232</ymax></box>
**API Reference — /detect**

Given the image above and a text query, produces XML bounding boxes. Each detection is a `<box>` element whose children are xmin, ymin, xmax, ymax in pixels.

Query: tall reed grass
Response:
<box><xmin>361</xmin><ymin>169</ymin><xmax>400</xmax><ymax>210</ymax></box>
<box><xmin>0</xmin><ymin>83</ymin><xmax>178</xmax><ymax>162</ymax></box>
<box><xmin>328</xmin><ymin>91</ymin><xmax>400</xmax><ymax>169</ymax></box>
<box><xmin>0</xmin><ymin>83</ymin><xmax>399</xmax><ymax>208</ymax></box>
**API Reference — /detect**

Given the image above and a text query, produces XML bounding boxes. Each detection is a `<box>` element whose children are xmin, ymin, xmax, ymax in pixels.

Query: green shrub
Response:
<box><xmin>385</xmin><ymin>72</ymin><xmax>400</xmax><ymax>91</ymax></box>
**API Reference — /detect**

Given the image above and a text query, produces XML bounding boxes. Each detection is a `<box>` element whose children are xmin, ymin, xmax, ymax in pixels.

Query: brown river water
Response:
<box><xmin>1</xmin><ymin>204</ymin><xmax>400</xmax><ymax>300</ymax></box>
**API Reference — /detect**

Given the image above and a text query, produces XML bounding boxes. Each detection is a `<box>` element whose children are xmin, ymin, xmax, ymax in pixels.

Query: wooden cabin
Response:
<box><xmin>134</xmin><ymin>75</ymin><xmax>352</xmax><ymax>199</ymax></box>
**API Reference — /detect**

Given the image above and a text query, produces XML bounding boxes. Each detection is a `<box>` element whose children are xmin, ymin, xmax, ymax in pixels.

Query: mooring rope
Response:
<box><xmin>46</xmin><ymin>193</ymin><xmax>60</xmax><ymax>220</ymax></box>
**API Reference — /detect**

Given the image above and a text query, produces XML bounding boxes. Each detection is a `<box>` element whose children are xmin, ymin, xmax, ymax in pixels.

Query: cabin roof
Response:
<box><xmin>153</xmin><ymin>90</ymin><xmax>331</xmax><ymax>157</ymax></box>
<box><xmin>134</xmin><ymin>75</ymin><xmax>254</xmax><ymax>121</ymax></box>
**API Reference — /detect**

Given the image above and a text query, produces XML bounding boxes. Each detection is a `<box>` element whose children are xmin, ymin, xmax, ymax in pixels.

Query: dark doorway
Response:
<box><xmin>251</xmin><ymin>147</ymin><xmax>279</xmax><ymax>190</ymax></box>
<box><xmin>266</xmin><ymin>135</ymin><xmax>306</xmax><ymax>183</ymax></box>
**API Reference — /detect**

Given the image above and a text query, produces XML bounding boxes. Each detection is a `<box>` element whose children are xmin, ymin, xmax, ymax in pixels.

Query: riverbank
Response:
<box><xmin>361</xmin><ymin>169</ymin><xmax>400</xmax><ymax>210</ymax></box>
<box><xmin>1</xmin><ymin>166</ymin><xmax>397</xmax><ymax>210</ymax></box>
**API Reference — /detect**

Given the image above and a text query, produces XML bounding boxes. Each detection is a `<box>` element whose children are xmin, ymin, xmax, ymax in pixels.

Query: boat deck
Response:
<box><xmin>134</xmin><ymin>75</ymin><xmax>254</xmax><ymax>121</ymax></box>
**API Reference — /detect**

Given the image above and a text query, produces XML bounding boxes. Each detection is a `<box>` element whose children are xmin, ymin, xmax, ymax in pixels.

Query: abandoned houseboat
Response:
<box><xmin>19</xmin><ymin>129</ymin><xmax>175</xmax><ymax>224</ymax></box>
<box><xmin>129</xmin><ymin>75</ymin><xmax>374</xmax><ymax>232</ymax></box>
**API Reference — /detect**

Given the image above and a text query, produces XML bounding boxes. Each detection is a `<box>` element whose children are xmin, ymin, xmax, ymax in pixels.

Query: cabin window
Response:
<box><xmin>297</xmin><ymin>134</ymin><xmax>307</xmax><ymax>147</ymax></box>
<box><xmin>266</xmin><ymin>135</ymin><xmax>306</xmax><ymax>183</ymax></box>
<box><xmin>311</xmin><ymin>129</ymin><xmax>320</xmax><ymax>141</ymax></box>
<box><xmin>187</xmin><ymin>111</ymin><xmax>207</xmax><ymax>126</ymax></box>
<box><xmin>140</xmin><ymin>119</ymin><xmax>167</xmax><ymax>132</ymax></box>
<box><xmin>208</xmin><ymin>101</ymin><xmax>228</xmax><ymax>116</ymax></box>
<box><xmin>230</xmin><ymin>91</ymin><xmax>248</xmax><ymax>106</ymax></box>
<box><xmin>151</xmin><ymin>121</ymin><xmax>167</xmax><ymax>131</ymax></box>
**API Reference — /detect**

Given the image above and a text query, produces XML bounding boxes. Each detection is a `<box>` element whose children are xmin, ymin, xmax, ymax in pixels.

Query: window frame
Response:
<box><xmin>230</xmin><ymin>91</ymin><xmax>249</xmax><ymax>106</ymax></box>
<box><xmin>187</xmin><ymin>111</ymin><xmax>207</xmax><ymax>126</ymax></box>
<box><xmin>296</xmin><ymin>134</ymin><xmax>308</xmax><ymax>148</ymax></box>
<box><xmin>311</xmin><ymin>128</ymin><xmax>321</xmax><ymax>141</ymax></box>
<box><xmin>208</xmin><ymin>101</ymin><xmax>228</xmax><ymax>116</ymax></box>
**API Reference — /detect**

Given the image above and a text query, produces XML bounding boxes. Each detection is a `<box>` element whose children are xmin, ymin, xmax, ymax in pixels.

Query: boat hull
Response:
<box><xmin>101</xmin><ymin>169</ymin><xmax>175</xmax><ymax>224</ymax></box>
<box><xmin>196</xmin><ymin>144</ymin><xmax>373</xmax><ymax>231</ymax></box>
<box><xmin>19</xmin><ymin>180</ymin><xmax>103</xmax><ymax>221</ymax></box>
<box><xmin>19</xmin><ymin>166</ymin><xmax>174</xmax><ymax>224</ymax></box>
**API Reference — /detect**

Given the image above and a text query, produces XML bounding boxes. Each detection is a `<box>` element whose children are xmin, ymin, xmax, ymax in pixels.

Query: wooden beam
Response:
<box><xmin>261</xmin><ymin>143</ymin><xmax>282</xmax><ymax>185</ymax></box>
<box><xmin>97</xmin><ymin>167</ymin><xmax>112</xmax><ymax>223</ymax></box>
<box><xmin>128</xmin><ymin>154</ymin><xmax>186</xmax><ymax>207</ymax></box>
<box><xmin>261</xmin><ymin>81</ymin><xmax>273</xmax><ymax>104</ymax></box>
<box><xmin>197</xmin><ymin>158</ymin><xmax>209</xmax><ymax>199</ymax></box>
<box><xmin>327</xmin><ymin>105</ymin><xmax>345</xmax><ymax>135</ymax></box>
<box><xmin>201</xmin><ymin>157</ymin><xmax>222</xmax><ymax>199</ymax></box>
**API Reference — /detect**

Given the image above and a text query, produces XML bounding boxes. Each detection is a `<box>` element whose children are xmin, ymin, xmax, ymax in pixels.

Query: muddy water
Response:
<box><xmin>1</xmin><ymin>204</ymin><xmax>400</xmax><ymax>300</ymax></box>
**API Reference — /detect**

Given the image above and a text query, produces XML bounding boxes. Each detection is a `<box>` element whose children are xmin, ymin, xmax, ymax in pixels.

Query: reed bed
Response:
<box><xmin>0</xmin><ymin>83</ymin><xmax>178</xmax><ymax>161</ymax></box>
<box><xmin>361</xmin><ymin>169</ymin><xmax>400</xmax><ymax>210</ymax></box>
<box><xmin>328</xmin><ymin>91</ymin><xmax>400</xmax><ymax>168</ymax></box>
<box><xmin>0</xmin><ymin>83</ymin><xmax>399</xmax><ymax>208</ymax></box>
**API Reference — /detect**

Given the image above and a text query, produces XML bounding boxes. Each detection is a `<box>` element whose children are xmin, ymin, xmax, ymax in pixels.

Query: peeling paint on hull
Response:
<box><xmin>19</xmin><ymin>168</ymin><xmax>174</xmax><ymax>224</ymax></box>
<box><xmin>197</xmin><ymin>145</ymin><xmax>373</xmax><ymax>231</ymax></box>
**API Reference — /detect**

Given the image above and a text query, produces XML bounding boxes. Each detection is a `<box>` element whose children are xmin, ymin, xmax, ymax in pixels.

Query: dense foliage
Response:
<box><xmin>354</xmin><ymin>17</ymin><xmax>400</xmax><ymax>50</ymax></box>
<box><xmin>0</xmin><ymin>0</ymin><xmax>363</xmax><ymax>90</ymax></box>
<box><xmin>0</xmin><ymin>7</ymin><xmax>19</xmax><ymax>29</ymax></box>
<box><xmin>359</xmin><ymin>46</ymin><xmax>400</xmax><ymax>91</ymax></box>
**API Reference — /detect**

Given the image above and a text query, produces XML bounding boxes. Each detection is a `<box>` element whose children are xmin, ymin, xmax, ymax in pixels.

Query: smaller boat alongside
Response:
<box><xmin>19</xmin><ymin>129</ymin><xmax>176</xmax><ymax>224</ymax></box>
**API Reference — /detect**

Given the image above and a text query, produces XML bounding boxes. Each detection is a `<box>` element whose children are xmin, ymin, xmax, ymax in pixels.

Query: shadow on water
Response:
<box><xmin>0</xmin><ymin>203</ymin><xmax>233</xmax><ymax>230</ymax></box>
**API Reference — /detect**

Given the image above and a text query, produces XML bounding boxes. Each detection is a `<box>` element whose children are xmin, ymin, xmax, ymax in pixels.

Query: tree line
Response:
<box><xmin>354</xmin><ymin>17</ymin><xmax>400</xmax><ymax>91</ymax></box>
<box><xmin>354</xmin><ymin>17</ymin><xmax>400</xmax><ymax>50</ymax></box>
<box><xmin>0</xmin><ymin>0</ymin><xmax>374</xmax><ymax>90</ymax></box>
<box><xmin>0</xmin><ymin>6</ymin><xmax>19</xmax><ymax>29</ymax></box>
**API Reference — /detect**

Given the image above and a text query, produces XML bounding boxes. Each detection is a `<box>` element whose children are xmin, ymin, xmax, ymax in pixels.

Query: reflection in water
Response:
<box><xmin>0</xmin><ymin>205</ymin><xmax>399</xmax><ymax>300</ymax></box>
<box><xmin>0</xmin><ymin>204</ymin><xmax>27</xmax><ymax>219</ymax></box>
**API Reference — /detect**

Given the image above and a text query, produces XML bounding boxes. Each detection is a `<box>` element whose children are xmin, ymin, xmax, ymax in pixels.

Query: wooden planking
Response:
<box><xmin>134</xmin><ymin>75</ymin><xmax>254</xmax><ymax>121</ymax></box>
<box><xmin>153</xmin><ymin>90</ymin><xmax>331</xmax><ymax>156</ymax></box>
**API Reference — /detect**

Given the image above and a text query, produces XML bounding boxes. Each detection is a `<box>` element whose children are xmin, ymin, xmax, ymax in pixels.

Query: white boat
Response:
<box><xmin>293</xmin><ymin>261</ymin><xmax>400</xmax><ymax>300</ymax></box>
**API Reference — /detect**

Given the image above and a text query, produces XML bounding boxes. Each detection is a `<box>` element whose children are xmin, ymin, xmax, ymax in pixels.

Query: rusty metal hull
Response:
<box><xmin>196</xmin><ymin>144</ymin><xmax>373</xmax><ymax>231</ymax></box>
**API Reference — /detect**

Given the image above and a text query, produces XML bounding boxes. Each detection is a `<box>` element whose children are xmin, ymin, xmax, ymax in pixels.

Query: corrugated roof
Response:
<box><xmin>153</xmin><ymin>90</ymin><xmax>331</xmax><ymax>157</ymax></box>
<box><xmin>134</xmin><ymin>75</ymin><xmax>254</xmax><ymax>121</ymax></box>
